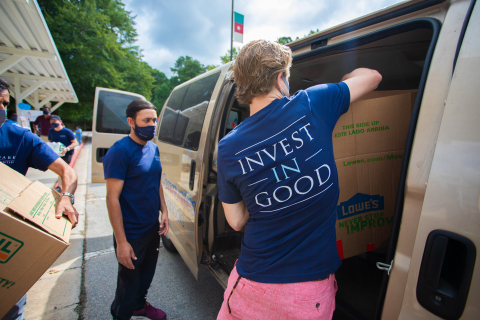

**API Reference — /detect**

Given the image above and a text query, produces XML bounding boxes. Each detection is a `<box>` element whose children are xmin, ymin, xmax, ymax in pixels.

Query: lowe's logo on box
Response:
<box><xmin>0</xmin><ymin>232</ymin><xmax>24</xmax><ymax>264</ymax></box>
<box><xmin>337</xmin><ymin>193</ymin><xmax>384</xmax><ymax>220</ymax></box>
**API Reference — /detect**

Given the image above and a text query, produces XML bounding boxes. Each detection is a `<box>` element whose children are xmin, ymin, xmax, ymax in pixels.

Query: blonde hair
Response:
<box><xmin>234</xmin><ymin>40</ymin><xmax>292</xmax><ymax>104</ymax></box>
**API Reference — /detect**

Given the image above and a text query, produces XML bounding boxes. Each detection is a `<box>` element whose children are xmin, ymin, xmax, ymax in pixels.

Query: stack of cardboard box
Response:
<box><xmin>333</xmin><ymin>90</ymin><xmax>417</xmax><ymax>259</ymax></box>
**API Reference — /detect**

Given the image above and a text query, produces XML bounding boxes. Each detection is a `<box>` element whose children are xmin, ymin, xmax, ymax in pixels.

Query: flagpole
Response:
<box><xmin>230</xmin><ymin>0</ymin><xmax>234</xmax><ymax>61</ymax></box>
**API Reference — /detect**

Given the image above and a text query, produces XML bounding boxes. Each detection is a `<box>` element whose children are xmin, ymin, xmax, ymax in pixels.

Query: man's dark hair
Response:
<box><xmin>7</xmin><ymin>110</ymin><xmax>16</xmax><ymax>119</ymax></box>
<box><xmin>0</xmin><ymin>77</ymin><xmax>10</xmax><ymax>94</ymax></box>
<box><xmin>126</xmin><ymin>99</ymin><xmax>156</xmax><ymax>120</ymax></box>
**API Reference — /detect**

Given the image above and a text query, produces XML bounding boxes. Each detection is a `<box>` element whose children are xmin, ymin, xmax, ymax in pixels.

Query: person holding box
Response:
<box><xmin>215</xmin><ymin>40</ymin><xmax>382</xmax><ymax>319</ymax></box>
<box><xmin>0</xmin><ymin>79</ymin><xmax>79</xmax><ymax>319</ymax></box>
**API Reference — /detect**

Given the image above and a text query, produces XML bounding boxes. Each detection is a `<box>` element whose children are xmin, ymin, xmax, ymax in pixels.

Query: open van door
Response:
<box><xmin>155</xmin><ymin>70</ymin><xmax>223</xmax><ymax>278</ymax></box>
<box><xmin>91</xmin><ymin>87</ymin><xmax>146</xmax><ymax>183</ymax></box>
<box><xmin>395</xmin><ymin>2</ymin><xmax>479</xmax><ymax>319</ymax></box>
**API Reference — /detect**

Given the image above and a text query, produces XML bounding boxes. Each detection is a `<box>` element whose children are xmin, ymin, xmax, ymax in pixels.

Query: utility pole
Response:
<box><xmin>230</xmin><ymin>0</ymin><xmax>234</xmax><ymax>61</ymax></box>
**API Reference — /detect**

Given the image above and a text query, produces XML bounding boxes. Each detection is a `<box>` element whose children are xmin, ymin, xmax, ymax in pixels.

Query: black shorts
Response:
<box><xmin>61</xmin><ymin>150</ymin><xmax>74</xmax><ymax>164</ymax></box>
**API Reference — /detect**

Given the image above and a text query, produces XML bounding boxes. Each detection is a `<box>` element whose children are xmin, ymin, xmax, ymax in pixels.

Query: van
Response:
<box><xmin>91</xmin><ymin>0</ymin><xmax>479</xmax><ymax>318</ymax></box>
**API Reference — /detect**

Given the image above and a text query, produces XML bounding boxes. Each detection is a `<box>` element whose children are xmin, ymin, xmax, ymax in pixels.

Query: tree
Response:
<box><xmin>38</xmin><ymin>0</ymin><xmax>155</xmax><ymax>129</ymax></box>
<box><xmin>152</xmin><ymin>56</ymin><xmax>210</xmax><ymax>110</ymax></box>
<box><xmin>171</xmin><ymin>56</ymin><xmax>210</xmax><ymax>84</ymax></box>
<box><xmin>277</xmin><ymin>37</ymin><xmax>293</xmax><ymax>45</ymax></box>
<box><xmin>220</xmin><ymin>47</ymin><xmax>240</xmax><ymax>64</ymax></box>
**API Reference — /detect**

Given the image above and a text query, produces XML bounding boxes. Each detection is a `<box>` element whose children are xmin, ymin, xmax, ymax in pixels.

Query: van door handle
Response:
<box><xmin>189</xmin><ymin>160</ymin><xmax>196</xmax><ymax>191</ymax></box>
<box><xmin>416</xmin><ymin>230</ymin><xmax>476</xmax><ymax>320</ymax></box>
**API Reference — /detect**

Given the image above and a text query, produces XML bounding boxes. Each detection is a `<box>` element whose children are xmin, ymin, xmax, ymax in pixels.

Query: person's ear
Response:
<box><xmin>277</xmin><ymin>72</ymin><xmax>284</xmax><ymax>88</ymax></box>
<box><xmin>127</xmin><ymin>117</ymin><xmax>135</xmax><ymax>129</ymax></box>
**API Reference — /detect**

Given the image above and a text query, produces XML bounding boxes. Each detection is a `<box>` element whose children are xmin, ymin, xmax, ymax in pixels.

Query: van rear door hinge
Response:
<box><xmin>377</xmin><ymin>260</ymin><xmax>393</xmax><ymax>275</ymax></box>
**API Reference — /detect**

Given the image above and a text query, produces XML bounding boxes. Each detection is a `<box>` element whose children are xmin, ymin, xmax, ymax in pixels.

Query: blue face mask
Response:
<box><xmin>134</xmin><ymin>123</ymin><xmax>156</xmax><ymax>141</ymax></box>
<box><xmin>43</xmin><ymin>110</ymin><xmax>50</xmax><ymax>115</ymax></box>
<box><xmin>51</xmin><ymin>122</ymin><xmax>60</xmax><ymax>128</ymax></box>
<box><xmin>0</xmin><ymin>109</ymin><xmax>6</xmax><ymax>127</ymax></box>
<box><xmin>280</xmin><ymin>75</ymin><xmax>290</xmax><ymax>97</ymax></box>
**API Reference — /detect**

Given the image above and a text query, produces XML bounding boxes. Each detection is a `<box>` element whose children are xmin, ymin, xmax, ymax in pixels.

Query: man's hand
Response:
<box><xmin>55</xmin><ymin>196</ymin><xmax>79</xmax><ymax>228</ymax></box>
<box><xmin>117</xmin><ymin>241</ymin><xmax>137</xmax><ymax>269</ymax></box>
<box><xmin>159</xmin><ymin>212</ymin><xmax>169</xmax><ymax>235</ymax></box>
<box><xmin>60</xmin><ymin>147</ymin><xmax>67</xmax><ymax>156</ymax></box>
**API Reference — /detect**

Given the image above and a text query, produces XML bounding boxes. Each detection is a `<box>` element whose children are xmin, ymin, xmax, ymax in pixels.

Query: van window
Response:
<box><xmin>95</xmin><ymin>91</ymin><xmax>139</xmax><ymax>134</ymax></box>
<box><xmin>158</xmin><ymin>72</ymin><xmax>220</xmax><ymax>150</ymax></box>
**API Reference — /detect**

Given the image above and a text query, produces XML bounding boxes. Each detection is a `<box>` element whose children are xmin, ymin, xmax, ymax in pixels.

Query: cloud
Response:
<box><xmin>123</xmin><ymin>0</ymin><xmax>402</xmax><ymax>76</ymax></box>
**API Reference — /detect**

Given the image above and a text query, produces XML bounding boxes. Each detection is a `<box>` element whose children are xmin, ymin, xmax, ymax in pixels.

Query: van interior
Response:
<box><xmin>206</xmin><ymin>21</ymin><xmax>435</xmax><ymax>320</ymax></box>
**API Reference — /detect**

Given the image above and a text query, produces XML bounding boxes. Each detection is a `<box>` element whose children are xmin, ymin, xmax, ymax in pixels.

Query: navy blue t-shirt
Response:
<box><xmin>217</xmin><ymin>82</ymin><xmax>350</xmax><ymax>283</ymax></box>
<box><xmin>48</xmin><ymin>127</ymin><xmax>75</xmax><ymax>147</ymax></box>
<box><xmin>0</xmin><ymin>122</ymin><xmax>59</xmax><ymax>176</ymax></box>
<box><xmin>103</xmin><ymin>136</ymin><xmax>162</xmax><ymax>239</ymax></box>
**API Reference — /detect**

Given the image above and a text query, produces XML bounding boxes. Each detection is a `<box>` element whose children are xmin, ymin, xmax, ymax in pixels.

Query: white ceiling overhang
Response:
<box><xmin>0</xmin><ymin>0</ymin><xmax>78</xmax><ymax>112</ymax></box>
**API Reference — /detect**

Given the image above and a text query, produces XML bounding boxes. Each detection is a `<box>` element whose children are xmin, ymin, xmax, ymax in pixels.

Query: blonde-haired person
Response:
<box><xmin>216</xmin><ymin>39</ymin><xmax>382</xmax><ymax>319</ymax></box>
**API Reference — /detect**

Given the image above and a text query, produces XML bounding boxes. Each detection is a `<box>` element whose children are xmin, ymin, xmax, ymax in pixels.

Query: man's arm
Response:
<box><xmin>158</xmin><ymin>185</ymin><xmax>169</xmax><ymax>235</ymax></box>
<box><xmin>61</xmin><ymin>139</ymin><xmax>79</xmax><ymax>155</ymax></box>
<box><xmin>341</xmin><ymin>68</ymin><xmax>382</xmax><ymax>103</ymax></box>
<box><xmin>222</xmin><ymin>200</ymin><xmax>249</xmax><ymax>231</ymax></box>
<box><xmin>47</xmin><ymin>158</ymin><xmax>79</xmax><ymax>227</ymax></box>
<box><xmin>106</xmin><ymin>178</ymin><xmax>136</xmax><ymax>269</ymax></box>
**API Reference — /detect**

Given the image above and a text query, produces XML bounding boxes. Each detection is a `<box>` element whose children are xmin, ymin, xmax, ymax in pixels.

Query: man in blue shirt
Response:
<box><xmin>103</xmin><ymin>99</ymin><xmax>169</xmax><ymax>320</ymax></box>
<box><xmin>216</xmin><ymin>40</ymin><xmax>382</xmax><ymax>319</ymax></box>
<box><xmin>48</xmin><ymin>115</ymin><xmax>78</xmax><ymax>164</ymax></box>
<box><xmin>0</xmin><ymin>78</ymin><xmax>79</xmax><ymax>319</ymax></box>
<box><xmin>6</xmin><ymin>110</ymin><xmax>20</xmax><ymax>127</ymax></box>
<box><xmin>75</xmin><ymin>126</ymin><xmax>83</xmax><ymax>144</ymax></box>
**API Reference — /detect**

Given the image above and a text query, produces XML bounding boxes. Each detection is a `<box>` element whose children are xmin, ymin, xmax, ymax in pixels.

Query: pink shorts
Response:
<box><xmin>217</xmin><ymin>265</ymin><xmax>337</xmax><ymax>320</ymax></box>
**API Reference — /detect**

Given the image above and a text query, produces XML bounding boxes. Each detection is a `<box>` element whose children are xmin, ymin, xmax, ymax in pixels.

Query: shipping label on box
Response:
<box><xmin>0</xmin><ymin>163</ymin><xmax>71</xmax><ymax>318</ymax></box>
<box><xmin>333</xmin><ymin>90</ymin><xmax>416</xmax><ymax>260</ymax></box>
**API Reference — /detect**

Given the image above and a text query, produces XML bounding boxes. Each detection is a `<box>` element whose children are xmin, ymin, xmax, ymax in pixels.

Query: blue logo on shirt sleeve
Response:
<box><xmin>337</xmin><ymin>193</ymin><xmax>384</xmax><ymax>220</ymax></box>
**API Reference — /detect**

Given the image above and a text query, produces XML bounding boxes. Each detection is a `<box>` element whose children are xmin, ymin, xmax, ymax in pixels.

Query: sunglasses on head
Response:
<box><xmin>2</xmin><ymin>101</ymin><xmax>8</xmax><ymax>107</ymax></box>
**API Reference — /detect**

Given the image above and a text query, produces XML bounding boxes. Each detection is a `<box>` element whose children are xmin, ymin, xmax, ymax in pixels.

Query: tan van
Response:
<box><xmin>91</xmin><ymin>0</ymin><xmax>479</xmax><ymax>318</ymax></box>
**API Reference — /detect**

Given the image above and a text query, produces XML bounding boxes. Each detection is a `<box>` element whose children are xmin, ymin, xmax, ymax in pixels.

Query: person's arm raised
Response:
<box><xmin>341</xmin><ymin>68</ymin><xmax>382</xmax><ymax>103</ymax></box>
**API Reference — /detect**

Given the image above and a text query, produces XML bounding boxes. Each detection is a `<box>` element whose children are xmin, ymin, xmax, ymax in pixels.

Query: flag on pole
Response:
<box><xmin>233</xmin><ymin>12</ymin><xmax>244</xmax><ymax>43</ymax></box>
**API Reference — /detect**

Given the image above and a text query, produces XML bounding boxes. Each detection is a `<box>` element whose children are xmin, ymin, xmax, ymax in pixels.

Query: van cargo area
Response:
<box><xmin>207</xmin><ymin>21</ymin><xmax>435</xmax><ymax>320</ymax></box>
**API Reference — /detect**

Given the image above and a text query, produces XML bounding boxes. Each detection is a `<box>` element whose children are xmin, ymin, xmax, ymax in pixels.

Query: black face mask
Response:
<box><xmin>134</xmin><ymin>123</ymin><xmax>156</xmax><ymax>141</ymax></box>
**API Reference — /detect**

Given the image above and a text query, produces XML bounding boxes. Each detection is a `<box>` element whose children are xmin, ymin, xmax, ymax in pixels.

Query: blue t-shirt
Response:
<box><xmin>0</xmin><ymin>122</ymin><xmax>59</xmax><ymax>176</ymax></box>
<box><xmin>48</xmin><ymin>127</ymin><xmax>75</xmax><ymax>147</ymax></box>
<box><xmin>103</xmin><ymin>136</ymin><xmax>162</xmax><ymax>239</ymax></box>
<box><xmin>217</xmin><ymin>82</ymin><xmax>350</xmax><ymax>283</ymax></box>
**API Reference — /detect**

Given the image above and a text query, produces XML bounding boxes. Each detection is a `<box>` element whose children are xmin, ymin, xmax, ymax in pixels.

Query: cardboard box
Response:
<box><xmin>333</xmin><ymin>90</ymin><xmax>416</xmax><ymax>260</ymax></box>
<box><xmin>0</xmin><ymin>163</ymin><xmax>71</xmax><ymax>317</ymax></box>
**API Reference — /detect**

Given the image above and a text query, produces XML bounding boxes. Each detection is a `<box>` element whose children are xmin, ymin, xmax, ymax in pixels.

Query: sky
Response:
<box><xmin>122</xmin><ymin>0</ymin><xmax>405</xmax><ymax>76</ymax></box>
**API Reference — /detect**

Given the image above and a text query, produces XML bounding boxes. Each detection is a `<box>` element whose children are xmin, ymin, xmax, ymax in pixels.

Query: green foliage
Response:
<box><xmin>171</xmin><ymin>56</ymin><xmax>210</xmax><ymax>84</ymax></box>
<box><xmin>276</xmin><ymin>37</ymin><xmax>293</xmax><ymax>45</ymax></box>
<box><xmin>220</xmin><ymin>47</ymin><xmax>240</xmax><ymax>64</ymax></box>
<box><xmin>152</xmin><ymin>56</ymin><xmax>211</xmax><ymax>110</ymax></box>
<box><xmin>38</xmin><ymin>0</ymin><xmax>156</xmax><ymax>129</ymax></box>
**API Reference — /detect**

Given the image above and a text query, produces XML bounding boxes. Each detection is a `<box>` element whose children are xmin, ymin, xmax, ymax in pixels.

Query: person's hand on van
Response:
<box><xmin>117</xmin><ymin>241</ymin><xmax>137</xmax><ymax>269</ymax></box>
<box><xmin>158</xmin><ymin>212</ymin><xmax>169</xmax><ymax>235</ymax></box>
